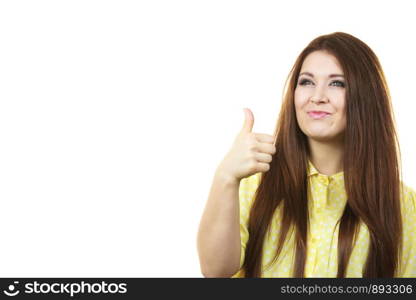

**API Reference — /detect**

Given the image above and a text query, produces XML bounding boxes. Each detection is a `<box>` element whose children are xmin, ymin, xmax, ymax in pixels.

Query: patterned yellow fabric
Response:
<box><xmin>232</xmin><ymin>160</ymin><xmax>416</xmax><ymax>277</ymax></box>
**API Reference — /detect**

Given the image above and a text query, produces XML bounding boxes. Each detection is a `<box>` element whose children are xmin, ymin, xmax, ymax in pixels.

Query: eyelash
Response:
<box><xmin>298</xmin><ymin>79</ymin><xmax>345</xmax><ymax>88</ymax></box>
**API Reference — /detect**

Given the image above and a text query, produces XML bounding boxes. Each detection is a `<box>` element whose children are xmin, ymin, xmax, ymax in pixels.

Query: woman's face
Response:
<box><xmin>294</xmin><ymin>50</ymin><xmax>347</xmax><ymax>143</ymax></box>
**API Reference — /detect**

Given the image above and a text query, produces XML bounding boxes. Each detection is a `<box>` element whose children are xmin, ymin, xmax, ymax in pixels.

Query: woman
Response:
<box><xmin>197</xmin><ymin>32</ymin><xmax>416</xmax><ymax>277</ymax></box>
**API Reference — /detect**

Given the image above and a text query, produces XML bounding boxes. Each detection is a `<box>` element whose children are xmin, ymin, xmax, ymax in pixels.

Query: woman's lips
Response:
<box><xmin>307</xmin><ymin>112</ymin><xmax>331</xmax><ymax>119</ymax></box>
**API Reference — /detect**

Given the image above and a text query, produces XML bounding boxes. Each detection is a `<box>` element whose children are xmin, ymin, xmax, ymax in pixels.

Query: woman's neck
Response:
<box><xmin>308</xmin><ymin>137</ymin><xmax>344</xmax><ymax>176</ymax></box>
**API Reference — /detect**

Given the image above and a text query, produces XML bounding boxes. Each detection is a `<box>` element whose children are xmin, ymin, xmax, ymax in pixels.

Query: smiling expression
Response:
<box><xmin>294</xmin><ymin>50</ymin><xmax>347</xmax><ymax>143</ymax></box>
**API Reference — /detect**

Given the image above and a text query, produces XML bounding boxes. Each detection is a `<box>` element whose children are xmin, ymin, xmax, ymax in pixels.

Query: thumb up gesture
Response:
<box><xmin>217</xmin><ymin>108</ymin><xmax>276</xmax><ymax>182</ymax></box>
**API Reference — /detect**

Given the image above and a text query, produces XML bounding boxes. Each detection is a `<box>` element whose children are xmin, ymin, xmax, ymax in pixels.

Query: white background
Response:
<box><xmin>0</xmin><ymin>0</ymin><xmax>415</xmax><ymax>277</ymax></box>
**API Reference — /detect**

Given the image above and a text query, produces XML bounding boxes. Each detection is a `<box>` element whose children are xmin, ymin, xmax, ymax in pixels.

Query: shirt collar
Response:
<box><xmin>307</xmin><ymin>160</ymin><xmax>319</xmax><ymax>177</ymax></box>
<box><xmin>307</xmin><ymin>159</ymin><xmax>344</xmax><ymax>183</ymax></box>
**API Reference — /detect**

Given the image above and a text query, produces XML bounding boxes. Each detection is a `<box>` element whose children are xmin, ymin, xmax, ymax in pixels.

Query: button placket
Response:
<box><xmin>311</xmin><ymin>177</ymin><xmax>329</xmax><ymax>275</ymax></box>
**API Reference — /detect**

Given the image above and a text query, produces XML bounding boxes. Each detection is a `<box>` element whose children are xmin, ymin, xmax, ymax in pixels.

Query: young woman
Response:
<box><xmin>197</xmin><ymin>32</ymin><xmax>416</xmax><ymax>277</ymax></box>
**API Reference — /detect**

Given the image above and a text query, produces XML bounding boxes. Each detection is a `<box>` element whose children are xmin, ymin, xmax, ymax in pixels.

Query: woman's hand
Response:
<box><xmin>217</xmin><ymin>108</ymin><xmax>276</xmax><ymax>182</ymax></box>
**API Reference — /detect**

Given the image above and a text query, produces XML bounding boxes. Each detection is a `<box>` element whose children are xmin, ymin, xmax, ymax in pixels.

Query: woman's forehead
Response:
<box><xmin>300</xmin><ymin>51</ymin><xmax>343</xmax><ymax>76</ymax></box>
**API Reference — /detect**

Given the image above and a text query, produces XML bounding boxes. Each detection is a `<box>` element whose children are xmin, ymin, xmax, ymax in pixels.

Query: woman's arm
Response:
<box><xmin>197</xmin><ymin>168</ymin><xmax>241</xmax><ymax>277</ymax></box>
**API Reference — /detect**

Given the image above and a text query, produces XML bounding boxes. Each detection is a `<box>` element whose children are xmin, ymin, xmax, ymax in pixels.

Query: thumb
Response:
<box><xmin>241</xmin><ymin>107</ymin><xmax>254</xmax><ymax>133</ymax></box>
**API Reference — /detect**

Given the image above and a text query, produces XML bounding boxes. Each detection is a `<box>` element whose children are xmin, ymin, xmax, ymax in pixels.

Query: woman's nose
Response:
<box><xmin>311</xmin><ymin>96</ymin><xmax>329</xmax><ymax>104</ymax></box>
<box><xmin>310</xmin><ymin>85</ymin><xmax>329</xmax><ymax>103</ymax></box>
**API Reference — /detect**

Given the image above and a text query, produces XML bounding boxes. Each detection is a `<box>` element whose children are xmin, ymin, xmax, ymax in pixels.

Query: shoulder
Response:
<box><xmin>238</xmin><ymin>173</ymin><xmax>262</xmax><ymax>208</ymax></box>
<box><xmin>400</xmin><ymin>181</ymin><xmax>416</xmax><ymax>219</ymax></box>
<box><xmin>240</xmin><ymin>172</ymin><xmax>262</xmax><ymax>189</ymax></box>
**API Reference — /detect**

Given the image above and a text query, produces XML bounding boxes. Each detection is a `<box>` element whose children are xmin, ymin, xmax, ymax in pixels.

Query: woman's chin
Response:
<box><xmin>307</xmin><ymin>133</ymin><xmax>336</xmax><ymax>143</ymax></box>
<box><xmin>306</xmin><ymin>131</ymin><xmax>345</xmax><ymax>143</ymax></box>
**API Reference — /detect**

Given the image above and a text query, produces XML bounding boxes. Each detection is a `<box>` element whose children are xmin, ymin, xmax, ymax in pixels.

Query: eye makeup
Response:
<box><xmin>298</xmin><ymin>78</ymin><xmax>345</xmax><ymax>88</ymax></box>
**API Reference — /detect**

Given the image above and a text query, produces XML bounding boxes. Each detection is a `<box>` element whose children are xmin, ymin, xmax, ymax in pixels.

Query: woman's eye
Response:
<box><xmin>299</xmin><ymin>79</ymin><xmax>312</xmax><ymax>86</ymax></box>
<box><xmin>332</xmin><ymin>80</ymin><xmax>345</xmax><ymax>87</ymax></box>
<box><xmin>298</xmin><ymin>78</ymin><xmax>345</xmax><ymax>88</ymax></box>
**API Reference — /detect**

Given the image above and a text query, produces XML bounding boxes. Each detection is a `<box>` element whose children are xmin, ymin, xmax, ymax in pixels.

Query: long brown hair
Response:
<box><xmin>242</xmin><ymin>32</ymin><xmax>403</xmax><ymax>277</ymax></box>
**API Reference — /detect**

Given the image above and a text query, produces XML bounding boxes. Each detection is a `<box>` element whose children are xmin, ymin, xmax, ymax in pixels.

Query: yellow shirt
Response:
<box><xmin>232</xmin><ymin>160</ymin><xmax>416</xmax><ymax>277</ymax></box>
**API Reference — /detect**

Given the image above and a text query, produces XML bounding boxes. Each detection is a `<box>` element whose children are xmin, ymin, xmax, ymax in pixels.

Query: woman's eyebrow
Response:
<box><xmin>299</xmin><ymin>71</ymin><xmax>344</xmax><ymax>78</ymax></box>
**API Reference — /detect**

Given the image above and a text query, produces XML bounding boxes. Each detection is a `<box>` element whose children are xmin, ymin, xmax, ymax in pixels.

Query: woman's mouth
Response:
<box><xmin>307</xmin><ymin>111</ymin><xmax>331</xmax><ymax>120</ymax></box>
